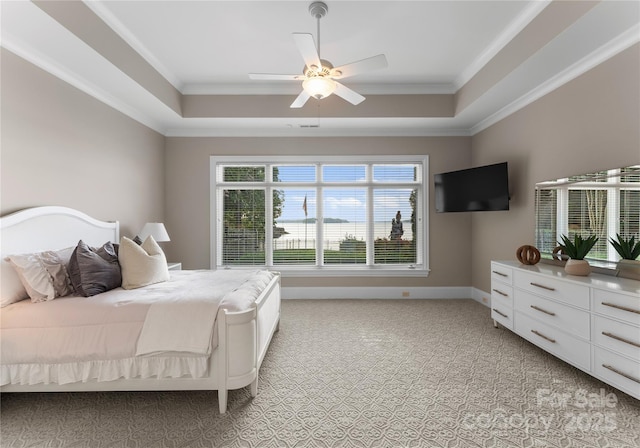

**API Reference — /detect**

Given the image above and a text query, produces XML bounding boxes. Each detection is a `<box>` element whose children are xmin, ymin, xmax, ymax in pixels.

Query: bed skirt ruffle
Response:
<box><xmin>1</xmin><ymin>355</ymin><xmax>209</xmax><ymax>386</ymax></box>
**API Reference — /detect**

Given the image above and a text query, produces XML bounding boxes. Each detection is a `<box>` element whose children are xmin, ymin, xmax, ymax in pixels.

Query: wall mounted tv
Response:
<box><xmin>434</xmin><ymin>162</ymin><xmax>510</xmax><ymax>212</ymax></box>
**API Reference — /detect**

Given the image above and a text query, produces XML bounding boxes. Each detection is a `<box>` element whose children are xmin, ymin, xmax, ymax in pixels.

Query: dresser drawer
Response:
<box><xmin>491</xmin><ymin>282</ymin><xmax>513</xmax><ymax>306</ymax></box>
<box><xmin>491</xmin><ymin>263</ymin><xmax>513</xmax><ymax>285</ymax></box>
<box><xmin>492</xmin><ymin>302</ymin><xmax>513</xmax><ymax>330</ymax></box>
<box><xmin>515</xmin><ymin>290</ymin><xmax>590</xmax><ymax>339</ymax></box>
<box><xmin>514</xmin><ymin>270</ymin><xmax>590</xmax><ymax>310</ymax></box>
<box><xmin>515</xmin><ymin>311</ymin><xmax>590</xmax><ymax>371</ymax></box>
<box><xmin>592</xmin><ymin>289</ymin><xmax>640</xmax><ymax>326</ymax></box>
<box><xmin>592</xmin><ymin>315</ymin><xmax>640</xmax><ymax>361</ymax></box>
<box><xmin>593</xmin><ymin>346</ymin><xmax>640</xmax><ymax>400</ymax></box>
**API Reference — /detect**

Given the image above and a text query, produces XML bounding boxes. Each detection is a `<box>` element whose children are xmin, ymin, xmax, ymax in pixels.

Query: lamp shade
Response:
<box><xmin>138</xmin><ymin>222</ymin><xmax>170</xmax><ymax>242</ymax></box>
<box><xmin>303</xmin><ymin>77</ymin><xmax>336</xmax><ymax>100</ymax></box>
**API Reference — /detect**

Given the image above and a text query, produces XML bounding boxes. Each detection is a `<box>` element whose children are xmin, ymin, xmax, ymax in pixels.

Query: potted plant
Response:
<box><xmin>609</xmin><ymin>234</ymin><xmax>640</xmax><ymax>280</ymax></box>
<box><xmin>558</xmin><ymin>234</ymin><xmax>598</xmax><ymax>276</ymax></box>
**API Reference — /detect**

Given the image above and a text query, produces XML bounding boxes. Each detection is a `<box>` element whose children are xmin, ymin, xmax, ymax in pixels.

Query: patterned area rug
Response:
<box><xmin>1</xmin><ymin>299</ymin><xmax>639</xmax><ymax>447</ymax></box>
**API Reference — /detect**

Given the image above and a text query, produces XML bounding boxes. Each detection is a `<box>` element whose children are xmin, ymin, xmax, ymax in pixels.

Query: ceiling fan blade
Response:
<box><xmin>290</xmin><ymin>90</ymin><xmax>311</xmax><ymax>108</ymax></box>
<box><xmin>249</xmin><ymin>73</ymin><xmax>302</xmax><ymax>81</ymax></box>
<box><xmin>334</xmin><ymin>82</ymin><xmax>365</xmax><ymax>105</ymax></box>
<box><xmin>292</xmin><ymin>33</ymin><xmax>321</xmax><ymax>70</ymax></box>
<box><xmin>331</xmin><ymin>54</ymin><xmax>388</xmax><ymax>79</ymax></box>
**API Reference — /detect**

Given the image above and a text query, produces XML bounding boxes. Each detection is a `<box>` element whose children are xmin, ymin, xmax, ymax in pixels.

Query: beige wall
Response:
<box><xmin>470</xmin><ymin>44</ymin><xmax>640</xmax><ymax>293</ymax></box>
<box><xmin>164</xmin><ymin>137</ymin><xmax>472</xmax><ymax>288</ymax></box>
<box><xmin>1</xmin><ymin>49</ymin><xmax>166</xmax><ymax>238</ymax></box>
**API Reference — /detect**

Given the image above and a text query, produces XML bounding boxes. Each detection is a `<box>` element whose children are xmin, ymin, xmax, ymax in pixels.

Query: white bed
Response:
<box><xmin>0</xmin><ymin>206</ymin><xmax>281</xmax><ymax>414</ymax></box>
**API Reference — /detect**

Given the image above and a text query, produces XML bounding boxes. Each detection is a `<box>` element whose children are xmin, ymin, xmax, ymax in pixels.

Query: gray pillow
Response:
<box><xmin>68</xmin><ymin>240</ymin><xmax>122</xmax><ymax>297</ymax></box>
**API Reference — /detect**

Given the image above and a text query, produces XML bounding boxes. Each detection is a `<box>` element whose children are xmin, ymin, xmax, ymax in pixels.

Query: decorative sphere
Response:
<box><xmin>516</xmin><ymin>245</ymin><xmax>541</xmax><ymax>265</ymax></box>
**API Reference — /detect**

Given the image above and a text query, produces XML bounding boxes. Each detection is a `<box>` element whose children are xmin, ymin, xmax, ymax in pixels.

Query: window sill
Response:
<box><xmin>217</xmin><ymin>265</ymin><xmax>430</xmax><ymax>277</ymax></box>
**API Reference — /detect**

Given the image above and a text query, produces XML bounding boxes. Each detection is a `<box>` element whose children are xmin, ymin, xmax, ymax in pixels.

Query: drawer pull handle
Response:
<box><xmin>602</xmin><ymin>332</ymin><xmax>640</xmax><ymax>348</ymax></box>
<box><xmin>530</xmin><ymin>305</ymin><xmax>556</xmax><ymax>316</ymax></box>
<box><xmin>492</xmin><ymin>271</ymin><xmax>508</xmax><ymax>277</ymax></box>
<box><xmin>530</xmin><ymin>282</ymin><xmax>556</xmax><ymax>292</ymax></box>
<box><xmin>602</xmin><ymin>302</ymin><xmax>640</xmax><ymax>315</ymax></box>
<box><xmin>492</xmin><ymin>308</ymin><xmax>508</xmax><ymax>318</ymax></box>
<box><xmin>531</xmin><ymin>330</ymin><xmax>556</xmax><ymax>343</ymax></box>
<box><xmin>602</xmin><ymin>364</ymin><xmax>640</xmax><ymax>384</ymax></box>
<box><xmin>492</xmin><ymin>289</ymin><xmax>508</xmax><ymax>297</ymax></box>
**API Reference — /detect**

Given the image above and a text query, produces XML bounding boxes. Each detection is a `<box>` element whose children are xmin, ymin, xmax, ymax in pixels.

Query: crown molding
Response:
<box><xmin>471</xmin><ymin>23</ymin><xmax>640</xmax><ymax>136</ymax></box>
<box><xmin>454</xmin><ymin>0</ymin><xmax>551</xmax><ymax>91</ymax></box>
<box><xmin>83</xmin><ymin>0</ymin><xmax>184</xmax><ymax>92</ymax></box>
<box><xmin>164</xmin><ymin>125</ymin><xmax>471</xmax><ymax>138</ymax></box>
<box><xmin>1</xmin><ymin>35</ymin><xmax>167</xmax><ymax>136</ymax></box>
<box><xmin>181</xmin><ymin>82</ymin><xmax>456</xmax><ymax>96</ymax></box>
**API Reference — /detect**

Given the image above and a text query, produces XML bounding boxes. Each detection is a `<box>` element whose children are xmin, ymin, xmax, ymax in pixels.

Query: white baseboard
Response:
<box><xmin>472</xmin><ymin>287</ymin><xmax>491</xmax><ymax>307</ymax></box>
<box><xmin>282</xmin><ymin>286</ymin><xmax>473</xmax><ymax>300</ymax></box>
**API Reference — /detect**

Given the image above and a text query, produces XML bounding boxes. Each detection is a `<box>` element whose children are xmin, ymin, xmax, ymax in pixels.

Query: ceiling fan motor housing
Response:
<box><xmin>308</xmin><ymin>2</ymin><xmax>328</xmax><ymax>19</ymax></box>
<box><xmin>304</xmin><ymin>59</ymin><xmax>334</xmax><ymax>78</ymax></box>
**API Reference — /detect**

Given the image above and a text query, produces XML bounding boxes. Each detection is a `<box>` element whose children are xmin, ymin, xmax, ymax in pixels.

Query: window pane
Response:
<box><xmin>620</xmin><ymin>166</ymin><xmax>640</xmax><ymax>183</ymax></box>
<box><xmin>568</xmin><ymin>189</ymin><xmax>608</xmax><ymax>260</ymax></box>
<box><xmin>273</xmin><ymin>189</ymin><xmax>316</xmax><ymax>265</ymax></box>
<box><xmin>373</xmin><ymin>164</ymin><xmax>418</xmax><ymax>183</ymax></box>
<box><xmin>535</xmin><ymin>188</ymin><xmax>557</xmax><ymax>253</ymax></box>
<box><xmin>223</xmin><ymin>166</ymin><xmax>265</xmax><ymax>182</ymax></box>
<box><xmin>273</xmin><ymin>165</ymin><xmax>316</xmax><ymax>183</ymax></box>
<box><xmin>620</xmin><ymin>190</ymin><xmax>640</xmax><ymax>237</ymax></box>
<box><xmin>322</xmin><ymin>165</ymin><xmax>366</xmax><ymax>182</ymax></box>
<box><xmin>222</xmin><ymin>189</ymin><xmax>265</xmax><ymax>265</ymax></box>
<box><xmin>323</xmin><ymin>188</ymin><xmax>366</xmax><ymax>264</ymax></box>
<box><xmin>568</xmin><ymin>170</ymin><xmax>608</xmax><ymax>182</ymax></box>
<box><xmin>374</xmin><ymin>189</ymin><xmax>417</xmax><ymax>264</ymax></box>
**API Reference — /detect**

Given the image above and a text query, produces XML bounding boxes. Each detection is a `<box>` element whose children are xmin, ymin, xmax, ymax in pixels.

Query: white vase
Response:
<box><xmin>565</xmin><ymin>259</ymin><xmax>591</xmax><ymax>276</ymax></box>
<box><xmin>616</xmin><ymin>259</ymin><xmax>640</xmax><ymax>281</ymax></box>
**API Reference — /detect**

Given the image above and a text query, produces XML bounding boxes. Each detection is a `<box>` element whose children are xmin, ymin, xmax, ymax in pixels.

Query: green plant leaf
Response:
<box><xmin>558</xmin><ymin>234</ymin><xmax>598</xmax><ymax>260</ymax></box>
<box><xmin>609</xmin><ymin>233</ymin><xmax>640</xmax><ymax>260</ymax></box>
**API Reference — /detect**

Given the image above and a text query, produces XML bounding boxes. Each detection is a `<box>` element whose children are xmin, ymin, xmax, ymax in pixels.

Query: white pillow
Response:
<box><xmin>119</xmin><ymin>236</ymin><xmax>169</xmax><ymax>290</ymax></box>
<box><xmin>1</xmin><ymin>259</ymin><xmax>28</xmax><ymax>307</ymax></box>
<box><xmin>5</xmin><ymin>247</ymin><xmax>74</xmax><ymax>303</ymax></box>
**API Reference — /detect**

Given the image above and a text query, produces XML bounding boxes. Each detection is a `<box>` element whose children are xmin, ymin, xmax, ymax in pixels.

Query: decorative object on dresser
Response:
<box><xmin>516</xmin><ymin>245</ymin><xmax>540</xmax><ymax>265</ymax></box>
<box><xmin>551</xmin><ymin>245</ymin><xmax>565</xmax><ymax>260</ymax></box>
<box><xmin>491</xmin><ymin>261</ymin><xmax>640</xmax><ymax>400</ymax></box>
<box><xmin>609</xmin><ymin>233</ymin><xmax>640</xmax><ymax>281</ymax></box>
<box><xmin>558</xmin><ymin>234</ymin><xmax>598</xmax><ymax>276</ymax></box>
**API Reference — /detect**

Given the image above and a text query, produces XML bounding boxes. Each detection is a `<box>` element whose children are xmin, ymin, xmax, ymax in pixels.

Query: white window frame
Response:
<box><xmin>210</xmin><ymin>155</ymin><xmax>430</xmax><ymax>277</ymax></box>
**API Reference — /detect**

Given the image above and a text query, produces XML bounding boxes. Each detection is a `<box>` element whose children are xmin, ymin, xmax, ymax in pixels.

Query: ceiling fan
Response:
<box><xmin>249</xmin><ymin>1</ymin><xmax>388</xmax><ymax>109</ymax></box>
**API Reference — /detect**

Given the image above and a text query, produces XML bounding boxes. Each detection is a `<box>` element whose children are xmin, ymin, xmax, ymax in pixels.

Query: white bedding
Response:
<box><xmin>0</xmin><ymin>269</ymin><xmax>275</xmax><ymax>386</ymax></box>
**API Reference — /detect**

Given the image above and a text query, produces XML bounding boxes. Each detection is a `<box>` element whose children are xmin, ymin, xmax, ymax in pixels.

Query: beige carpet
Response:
<box><xmin>1</xmin><ymin>299</ymin><xmax>639</xmax><ymax>447</ymax></box>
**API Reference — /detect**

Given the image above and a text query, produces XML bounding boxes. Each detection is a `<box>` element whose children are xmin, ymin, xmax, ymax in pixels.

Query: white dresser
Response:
<box><xmin>491</xmin><ymin>261</ymin><xmax>640</xmax><ymax>400</ymax></box>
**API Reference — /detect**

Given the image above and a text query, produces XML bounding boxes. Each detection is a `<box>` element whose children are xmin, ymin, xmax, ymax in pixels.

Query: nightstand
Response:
<box><xmin>167</xmin><ymin>262</ymin><xmax>182</xmax><ymax>271</ymax></box>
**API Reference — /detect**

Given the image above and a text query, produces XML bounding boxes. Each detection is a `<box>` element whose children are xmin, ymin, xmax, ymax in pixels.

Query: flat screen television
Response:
<box><xmin>434</xmin><ymin>162</ymin><xmax>510</xmax><ymax>212</ymax></box>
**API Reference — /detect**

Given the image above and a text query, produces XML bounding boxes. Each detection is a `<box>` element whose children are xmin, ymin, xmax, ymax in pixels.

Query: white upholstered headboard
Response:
<box><xmin>0</xmin><ymin>206</ymin><xmax>119</xmax><ymax>257</ymax></box>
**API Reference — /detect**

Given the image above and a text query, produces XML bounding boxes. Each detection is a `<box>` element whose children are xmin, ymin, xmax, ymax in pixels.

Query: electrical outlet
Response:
<box><xmin>402</xmin><ymin>291</ymin><xmax>410</xmax><ymax>297</ymax></box>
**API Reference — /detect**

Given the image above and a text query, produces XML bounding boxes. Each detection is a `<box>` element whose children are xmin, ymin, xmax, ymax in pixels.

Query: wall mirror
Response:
<box><xmin>534</xmin><ymin>165</ymin><xmax>640</xmax><ymax>269</ymax></box>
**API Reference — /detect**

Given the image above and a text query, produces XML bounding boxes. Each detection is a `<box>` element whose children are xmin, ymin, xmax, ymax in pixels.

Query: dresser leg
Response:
<box><xmin>493</xmin><ymin>319</ymin><xmax>499</xmax><ymax>328</ymax></box>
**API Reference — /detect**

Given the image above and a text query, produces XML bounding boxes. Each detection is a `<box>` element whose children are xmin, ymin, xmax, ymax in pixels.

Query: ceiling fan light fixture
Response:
<box><xmin>303</xmin><ymin>76</ymin><xmax>336</xmax><ymax>100</ymax></box>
